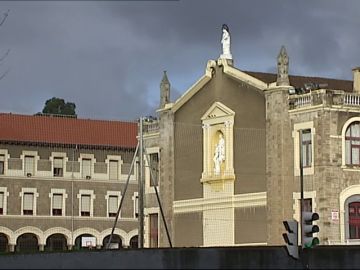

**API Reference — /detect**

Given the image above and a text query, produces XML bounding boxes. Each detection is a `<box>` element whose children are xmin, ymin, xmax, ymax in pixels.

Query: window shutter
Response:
<box><xmin>54</xmin><ymin>157</ymin><xmax>63</xmax><ymax>168</ymax></box>
<box><xmin>0</xmin><ymin>192</ymin><xmax>4</xmax><ymax>209</ymax></box>
<box><xmin>108</xmin><ymin>196</ymin><xmax>118</xmax><ymax>214</ymax></box>
<box><xmin>23</xmin><ymin>193</ymin><xmax>34</xmax><ymax>210</ymax></box>
<box><xmin>81</xmin><ymin>195</ymin><xmax>91</xmax><ymax>212</ymax></box>
<box><xmin>135</xmin><ymin>194</ymin><xmax>139</xmax><ymax>216</ymax></box>
<box><xmin>53</xmin><ymin>194</ymin><xmax>63</xmax><ymax>209</ymax></box>
<box><xmin>82</xmin><ymin>159</ymin><xmax>91</xmax><ymax>178</ymax></box>
<box><xmin>25</xmin><ymin>156</ymin><xmax>35</xmax><ymax>175</ymax></box>
<box><xmin>109</xmin><ymin>160</ymin><xmax>118</xmax><ymax>180</ymax></box>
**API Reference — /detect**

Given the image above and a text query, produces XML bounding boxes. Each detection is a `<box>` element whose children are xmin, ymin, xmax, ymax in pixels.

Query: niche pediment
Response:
<box><xmin>201</xmin><ymin>102</ymin><xmax>235</xmax><ymax>122</ymax></box>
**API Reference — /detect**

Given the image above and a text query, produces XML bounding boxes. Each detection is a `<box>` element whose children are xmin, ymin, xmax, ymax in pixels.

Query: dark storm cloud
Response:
<box><xmin>0</xmin><ymin>1</ymin><xmax>359</xmax><ymax>121</ymax></box>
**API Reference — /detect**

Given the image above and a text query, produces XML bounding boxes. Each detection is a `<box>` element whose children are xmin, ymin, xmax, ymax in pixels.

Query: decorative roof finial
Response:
<box><xmin>160</xmin><ymin>71</ymin><xmax>170</xmax><ymax>109</ymax></box>
<box><xmin>276</xmin><ymin>46</ymin><xmax>290</xmax><ymax>86</ymax></box>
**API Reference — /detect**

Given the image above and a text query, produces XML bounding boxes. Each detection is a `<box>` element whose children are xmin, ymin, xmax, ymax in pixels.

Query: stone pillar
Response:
<box><xmin>39</xmin><ymin>244</ymin><xmax>45</xmax><ymax>251</ymax></box>
<box><xmin>67</xmin><ymin>244</ymin><xmax>73</xmax><ymax>251</ymax></box>
<box><xmin>8</xmin><ymin>244</ymin><xmax>15</xmax><ymax>252</ymax></box>
<box><xmin>158</xmin><ymin>106</ymin><xmax>175</xmax><ymax>248</ymax></box>
<box><xmin>265</xmin><ymin>86</ymin><xmax>294</xmax><ymax>245</ymax></box>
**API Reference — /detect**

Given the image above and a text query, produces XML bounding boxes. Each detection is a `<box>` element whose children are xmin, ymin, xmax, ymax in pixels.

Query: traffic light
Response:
<box><xmin>283</xmin><ymin>220</ymin><xmax>299</xmax><ymax>259</ymax></box>
<box><xmin>302</xmin><ymin>211</ymin><xmax>320</xmax><ymax>249</ymax></box>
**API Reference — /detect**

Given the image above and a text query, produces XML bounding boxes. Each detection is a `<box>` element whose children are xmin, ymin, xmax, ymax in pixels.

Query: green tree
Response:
<box><xmin>42</xmin><ymin>97</ymin><xmax>77</xmax><ymax>116</ymax></box>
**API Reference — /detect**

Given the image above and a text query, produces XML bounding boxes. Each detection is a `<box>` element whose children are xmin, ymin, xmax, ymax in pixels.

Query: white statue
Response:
<box><xmin>220</xmin><ymin>24</ymin><xmax>232</xmax><ymax>60</ymax></box>
<box><xmin>213</xmin><ymin>133</ymin><xmax>225</xmax><ymax>175</ymax></box>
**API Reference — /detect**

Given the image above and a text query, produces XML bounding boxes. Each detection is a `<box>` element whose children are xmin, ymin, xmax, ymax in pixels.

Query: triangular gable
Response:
<box><xmin>201</xmin><ymin>102</ymin><xmax>235</xmax><ymax>120</ymax></box>
<box><xmin>172</xmin><ymin>59</ymin><xmax>270</xmax><ymax>113</ymax></box>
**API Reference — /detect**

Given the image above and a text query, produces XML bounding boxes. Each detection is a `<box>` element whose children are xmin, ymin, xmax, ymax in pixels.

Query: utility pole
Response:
<box><xmin>138</xmin><ymin>117</ymin><xmax>145</xmax><ymax>248</ymax></box>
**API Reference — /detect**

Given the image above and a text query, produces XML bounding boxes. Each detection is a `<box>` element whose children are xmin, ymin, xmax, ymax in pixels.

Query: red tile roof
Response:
<box><xmin>0</xmin><ymin>113</ymin><xmax>138</xmax><ymax>148</ymax></box>
<box><xmin>245</xmin><ymin>71</ymin><xmax>353</xmax><ymax>91</ymax></box>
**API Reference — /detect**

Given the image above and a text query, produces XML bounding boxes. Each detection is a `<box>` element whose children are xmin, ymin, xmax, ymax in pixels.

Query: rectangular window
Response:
<box><xmin>301</xmin><ymin>129</ymin><xmax>312</xmax><ymax>168</ymax></box>
<box><xmin>109</xmin><ymin>160</ymin><xmax>119</xmax><ymax>180</ymax></box>
<box><xmin>149</xmin><ymin>213</ymin><xmax>158</xmax><ymax>248</ymax></box>
<box><xmin>134</xmin><ymin>194</ymin><xmax>139</xmax><ymax>218</ymax></box>
<box><xmin>149</xmin><ymin>153</ymin><xmax>159</xmax><ymax>186</ymax></box>
<box><xmin>52</xmin><ymin>194</ymin><xmax>63</xmax><ymax>216</ymax></box>
<box><xmin>108</xmin><ymin>195</ymin><xmax>118</xmax><ymax>217</ymax></box>
<box><xmin>81</xmin><ymin>194</ymin><xmax>91</xmax><ymax>216</ymax></box>
<box><xmin>23</xmin><ymin>192</ymin><xmax>34</xmax><ymax>215</ymax></box>
<box><xmin>0</xmin><ymin>192</ymin><xmax>4</xmax><ymax>215</ymax></box>
<box><xmin>0</xmin><ymin>155</ymin><xmax>4</xmax><ymax>175</ymax></box>
<box><xmin>24</xmin><ymin>156</ymin><xmax>35</xmax><ymax>176</ymax></box>
<box><xmin>82</xmin><ymin>159</ymin><xmax>91</xmax><ymax>179</ymax></box>
<box><xmin>53</xmin><ymin>157</ymin><xmax>64</xmax><ymax>177</ymax></box>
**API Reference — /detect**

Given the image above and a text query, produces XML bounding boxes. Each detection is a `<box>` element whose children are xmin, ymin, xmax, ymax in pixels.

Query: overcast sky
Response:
<box><xmin>0</xmin><ymin>0</ymin><xmax>359</xmax><ymax>121</ymax></box>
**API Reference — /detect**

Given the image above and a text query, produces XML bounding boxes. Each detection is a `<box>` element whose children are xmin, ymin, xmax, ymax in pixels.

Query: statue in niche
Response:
<box><xmin>220</xmin><ymin>24</ymin><xmax>232</xmax><ymax>60</ymax></box>
<box><xmin>213</xmin><ymin>132</ymin><xmax>225</xmax><ymax>176</ymax></box>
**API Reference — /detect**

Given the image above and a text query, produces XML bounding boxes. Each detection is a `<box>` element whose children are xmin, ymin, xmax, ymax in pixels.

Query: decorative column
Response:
<box><xmin>225</xmin><ymin>120</ymin><xmax>234</xmax><ymax>176</ymax></box>
<box><xmin>202</xmin><ymin>124</ymin><xmax>211</xmax><ymax>179</ymax></box>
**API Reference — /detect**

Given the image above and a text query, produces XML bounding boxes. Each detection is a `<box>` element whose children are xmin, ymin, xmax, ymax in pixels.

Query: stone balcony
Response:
<box><xmin>143</xmin><ymin>120</ymin><xmax>160</xmax><ymax>135</ymax></box>
<box><xmin>288</xmin><ymin>89</ymin><xmax>360</xmax><ymax>111</ymax></box>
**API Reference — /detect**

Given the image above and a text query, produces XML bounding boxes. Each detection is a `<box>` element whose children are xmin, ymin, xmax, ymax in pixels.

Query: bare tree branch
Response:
<box><xmin>0</xmin><ymin>49</ymin><xmax>10</xmax><ymax>63</ymax></box>
<box><xmin>0</xmin><ymin>67</ymin><xmax>10</xmax><ymax>81</ymax></box>
<box><xmin>0</xmin><ymin>9</ymin><xmax>9</xmax><ymax>27</ymax></box>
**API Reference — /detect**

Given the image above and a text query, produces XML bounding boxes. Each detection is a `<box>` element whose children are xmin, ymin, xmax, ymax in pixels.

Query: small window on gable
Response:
<box><xmin>0</xmin><ymin>155</ymin><xmax>4</xmax><ymax>175</ymax></box>
<box><xmin>345</xmin><ymin>122</ymin><xmax>360</xmax><ymax>166</ymax></box>
<box><xmin>53</xmin><ymin>157</ymin><xmax>64</xmax><ymax>177</ymax></box>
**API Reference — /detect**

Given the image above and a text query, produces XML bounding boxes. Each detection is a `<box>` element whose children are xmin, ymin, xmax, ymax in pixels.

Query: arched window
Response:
<box><xmin>349</xmin><ymin>202</ymin><xmax>360</xmax><ymax>239</ymax></box>
<box><xmin>345</xmin><ymin>122</ymin><xmax>360</xmax><ymax>165</ymax></box>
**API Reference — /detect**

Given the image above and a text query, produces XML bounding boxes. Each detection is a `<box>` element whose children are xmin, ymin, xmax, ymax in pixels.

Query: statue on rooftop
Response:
<box><xmin>220</xmin><ymin>24</ymin><xmax>232</xmax><ymax>60</ymax></box>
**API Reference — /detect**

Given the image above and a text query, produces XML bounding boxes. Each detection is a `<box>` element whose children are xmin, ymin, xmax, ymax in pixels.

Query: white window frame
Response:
<box><xmin>145</xmin><ymin>147</ymin><xmax>160</xmax><ymax>194</ymax></box>
<box><xmin>19</xmin><ymin>187</ymin><xmax>39</xmax><ymax>216</ymax></box>
<box><xmin>51</xmin><ymin>152</ymin><xmax>67</xmax><ymax>178</ymax></box>
<box><xmin>342</xmin><ymin>117</ymin><xmax>360</xmax><ymax>169</ymax></box>
<box><xmin>77</xmin><ymin>189</ymin><xmax>95</xmax><ymax>217</ymax></box>
<box><xmin>49</xmin><ymin>188</ymin><xmax>67</xmax><ymax>216</ymax></box>
<box><xmin>132</xmin><ymin>192</ymin><xmax>139</xmax><ymax>219</ymax></box>
<box><xmin>0</xmin><ymin>149</ymin><xmax>8</xmax><ymax>175</ymax></box>
<box><xmin>105</xmin><ymin>191</ymin><xmax>122</xmax><ymax>218</ymax></box>
<box><xmin>292</xmin><ymin>122</ymin><xmax>315</xmax><ymax>176</ymax></box>
<box><xmin>106</xmin><ymin>155</ymin><xmax>123</xmax><ymax>181</ymax></box>
<box><xmin>21</xmin><ymin>151</ymin><xmax>39</xmax><ymax>177</ymax></box>
<box><xmin>144</xmin><ymin>207</ymin><xmax>160</xmax><ymax>248</ymax></box>
<box><xmin>0</xmin><ymin>187</ymin><xmax>9</xmax><ymax>215</ymax></box>
<box><xmin>79</xmin><ymin>154</ymin><xmax>95</xmax><ymax>179</ymax></box>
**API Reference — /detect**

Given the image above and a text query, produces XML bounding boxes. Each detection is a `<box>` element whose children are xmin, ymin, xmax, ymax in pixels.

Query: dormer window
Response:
<box><xmin>24</xmin><ymin>156</ymin><xmax>35</xmax><ymax>177</ymax></box>
<box><xmin>53</xmin><ymin>157</ymin><xmax>64</xmax><ymax>177</ymax></box>
<box><xmin>82</xmin><ymin>158</ymin><xmax>91</xmax><ymax>179</ymax></box>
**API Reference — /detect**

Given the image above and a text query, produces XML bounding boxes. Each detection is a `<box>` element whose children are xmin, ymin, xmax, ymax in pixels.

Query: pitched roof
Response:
<box><xmin>0</xmin><ymin>113</ymin><xmax>138</xmax><ymax>148</ymax></box>
<box><xmin>245</xmin><ymin>71</ymin><xmax>353</xmax><ymax>91</ymax></box>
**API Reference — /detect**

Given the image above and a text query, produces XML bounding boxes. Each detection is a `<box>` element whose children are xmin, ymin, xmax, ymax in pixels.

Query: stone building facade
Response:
<box><xmin>0</xmin><ymin>114</ymin><xmax>140</xmax><ymax>252</ymax></box>
<box><xmin>144</xmin><ymin>46</ymin><xmax>360</xmax><ymax>247</ymax></box>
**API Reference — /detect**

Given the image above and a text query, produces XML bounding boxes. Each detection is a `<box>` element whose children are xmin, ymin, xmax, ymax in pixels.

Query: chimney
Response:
<box><xmin>353</xmin><ymin>67</ymin><xmax>360</xmax><ymax>93</ymax></box>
